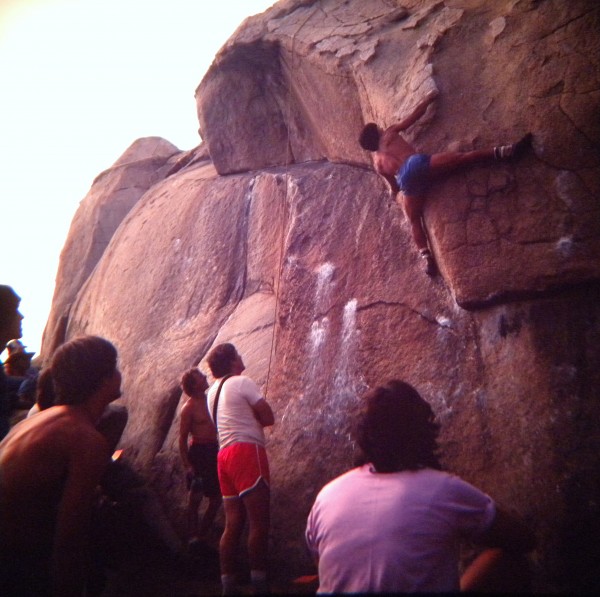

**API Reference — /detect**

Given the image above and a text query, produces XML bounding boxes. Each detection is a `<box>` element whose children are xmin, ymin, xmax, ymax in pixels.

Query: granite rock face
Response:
<box><xmin>43</xmin><ymin>0</ymin><xmax>599</xmax><ymax>592</ymax></box>
<box><xmin>42</xmin><ymin>137</ymin><xmax>183</xmax><ymax>356</ymax></box>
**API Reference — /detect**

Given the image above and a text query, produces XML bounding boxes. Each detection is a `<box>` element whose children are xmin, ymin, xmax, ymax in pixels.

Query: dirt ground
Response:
<box><xmin>96</xmin><ymin>541</ymin><xmax>317</xmax><ymax>596</ymax></box>
<box><xmin>6</xmin><ymin>408</ymin><xmax>317</xmax><ymax>595</ymax></box>
<box><xmin>89</xmin><ymin>501</ymin><xmax>317</xmax><ymax>596</ymax></box>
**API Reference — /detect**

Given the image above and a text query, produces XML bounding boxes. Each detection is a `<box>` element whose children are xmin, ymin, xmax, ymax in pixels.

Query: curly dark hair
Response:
<box><xmin>358</xmin><ymin>123</ymin><xmax>381</xmax><ymax>151</ymax></box>
<box><xmin>356</xmin><ymin>380</ymin><xmax>441</xmax><ymax>473</ymax></box>
<box><xmin>206</xmin><ymin>343</ymin><xmax>238</xmax><ymax>378</ymax></box>
<box><xmin>181</xmin><ymin>368</ymin><xmax>206</xmax><ymax>396</ymax></box>
<box><xmin>51</xmin><ymin>336</ymin><xmax>118</xmax><ymax>405</ymax></box>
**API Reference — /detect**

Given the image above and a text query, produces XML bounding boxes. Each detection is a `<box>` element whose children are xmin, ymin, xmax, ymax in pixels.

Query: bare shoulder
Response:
<box><xmin>60</xmin><ymin>413</ymin><xmax>110</xmax><ymax>459</ymax></box>
<box><xmin>380</xmin><ymin>125</ymin><xmax>399</xmax><ymax>142</ymax></box>
<box><xmin>0</xmin><ymin>408</ymin><xmax>109</xmax><ymax>486</ymax></box>
<box><xmin>180</xmin><ymin>397</ymin><xmax>193</xmax><ymax>416</ymax></box>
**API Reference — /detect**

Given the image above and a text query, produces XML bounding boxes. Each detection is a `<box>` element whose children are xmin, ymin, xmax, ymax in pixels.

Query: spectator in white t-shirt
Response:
<box><xmin>206</xmin><ymin>343</ymin><xmax>275</xmax><ymax>595</ymax></box>
<box><xmin>306</xmin><ymin>379</ymin><xmax>536</xmax><ymax>593</ymax></box>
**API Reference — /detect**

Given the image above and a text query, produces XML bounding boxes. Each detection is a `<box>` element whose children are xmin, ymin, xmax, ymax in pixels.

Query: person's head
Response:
<box><xmin>356</xmin><ymin>380</ymin><xmax>440</xmax><ymax>473</ymax></box>
<box><xmin>358</xmin><ymin>123</ymin><xmax>381</xmax><ymax>152</ymax></box>
<box><xmin>50</xmin><ymin>335</ymin><xmax>120</xmax><ymax>406</ymax></box>
<box><xmin>6</xmin><ymin>339</ymin><xmax>25</xmax><ymax>355</ymax></box>
<box><xmin>206</xmin><ymin>343</ymin><xmax>243</xmax><ymax>378</ymax></box>
<box><xmin>36</xmin><ymin>367</ymin><xmax>56</xmax><ymax>411</ymax></box>
<box><xmin>0</xmin><ymin>285</ymin><xmax>22</xmax><ymax>346</ymax></box>
<box><xmin>181</xmin><ymin>368</ymin><xmax>209</xmax><ymax>397</ymax></box>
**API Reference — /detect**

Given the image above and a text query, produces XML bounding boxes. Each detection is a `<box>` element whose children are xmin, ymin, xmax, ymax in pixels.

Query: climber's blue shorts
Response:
<box><xmin>396</xmin><ymin>154</ymin><xmax>431</xmax><ymax>196</ymax></box>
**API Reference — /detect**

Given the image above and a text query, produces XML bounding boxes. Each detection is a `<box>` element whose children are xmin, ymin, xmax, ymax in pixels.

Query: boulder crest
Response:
<box><xmin>43</xmin><ymin>0</ymin><xmax>599</xmax><ymax>592</ymax></box>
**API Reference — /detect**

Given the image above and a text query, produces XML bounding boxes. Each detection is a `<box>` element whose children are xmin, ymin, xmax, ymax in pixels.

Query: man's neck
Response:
<box><xmin>74</xmin><ymin>394</ymin><xmax>113</xmax><ymax>425</ymax></box>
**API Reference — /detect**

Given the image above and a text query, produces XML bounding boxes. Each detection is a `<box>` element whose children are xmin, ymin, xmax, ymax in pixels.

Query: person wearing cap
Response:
<box><xmin>4</xmin><ymin>338</ymin><xmax>38</xmax><ymax>413</ymax></box>
<box><xmin>1</xmin><ymin>285</ymin><xmax>24</xmax><ymax>439</ymax></box>
<box><xmin>6</xmin><ymin>338</ymin><xmax>25</xmax><ymax>354</ymax></box>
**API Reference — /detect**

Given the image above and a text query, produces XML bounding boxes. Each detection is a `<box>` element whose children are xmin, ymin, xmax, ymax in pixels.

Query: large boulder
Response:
<box><xmin>42</xmin><ymin>137</ymin><xmax>183</xmax><ymax>355</ymax></box>
<box><xmin>196</xmin><ymin>0</ymin><xmax>600</xmax><ymax>307</ymax></box>
<box><xmin>43</xmin><ymin>0</ymin><xmax>599</xmax><ymax>592</ymax></box>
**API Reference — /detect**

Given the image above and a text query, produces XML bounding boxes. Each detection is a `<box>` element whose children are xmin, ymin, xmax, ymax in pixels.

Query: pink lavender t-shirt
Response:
<box><xmin>306</xmin><ymin>465</ymin><xmax>495</xmax><ymax>593</ymax></box>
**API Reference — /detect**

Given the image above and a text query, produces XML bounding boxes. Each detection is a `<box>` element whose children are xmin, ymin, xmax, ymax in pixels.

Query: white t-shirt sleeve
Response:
<box><xmin>239</xmin><ymin>376</ymin><xmax>263</xmax><ymax>407</ymax></box>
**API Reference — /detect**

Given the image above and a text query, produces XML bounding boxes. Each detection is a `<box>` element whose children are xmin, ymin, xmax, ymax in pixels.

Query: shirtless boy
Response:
<box><xmin>359</xmin><ymin>95</ymin><xmax>531</xmax><ymax>275</ymax></box>
<box><xmin>0</xmin><ymin>335</ymin><xmax>121</xmax><ymax>597</ymax></box>
<box><xmin>179</xmin><ymin>368</ymin><xmax>222</xmax><ymax>546</ymax></box>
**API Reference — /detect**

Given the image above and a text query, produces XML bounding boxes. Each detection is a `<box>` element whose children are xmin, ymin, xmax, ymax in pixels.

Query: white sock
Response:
<box><xmin>494</xmin><ymin>144</ymin><xmax>511</xmax><ymax>159</ymax></box>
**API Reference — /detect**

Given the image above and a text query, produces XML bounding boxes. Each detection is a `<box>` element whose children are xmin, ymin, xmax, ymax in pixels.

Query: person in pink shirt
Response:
<box><xmin>306</xmin><ymin>380</ymin><xmax>536</xmax><ymax>593</ymax></box>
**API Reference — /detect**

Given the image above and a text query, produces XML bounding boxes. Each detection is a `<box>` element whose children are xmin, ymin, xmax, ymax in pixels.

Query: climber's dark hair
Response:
<box><xmin>206</xmin><ymin>343</ymin><xmax>238</xmax><ymax>378</ymax></box>
<box><xmin>359</xmin><ymin>123</ymin><xmax>381</xmax><ymax>151</ymax></box>
<box><xmin>51</xmin><ymin>336</ymin><xmax>118</xmax><ymax>405</ymax></box>
<box><xmin>356</xmin><ymin>380</ymin><xmax>441</xmax><ymax>473</ymax></box>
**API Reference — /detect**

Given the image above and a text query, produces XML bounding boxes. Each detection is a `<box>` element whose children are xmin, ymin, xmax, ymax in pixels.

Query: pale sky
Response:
<box><xmin>0</xmin><ymin>0</ymin><xmax>275</xmax><ymax>358</ymax></box>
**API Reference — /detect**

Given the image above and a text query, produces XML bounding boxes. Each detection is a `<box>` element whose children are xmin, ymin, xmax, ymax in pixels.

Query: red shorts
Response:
<box><xmin>217</xmin><ymin>442</ymin><xmax>270</xmax><ymax>499</ymax></box>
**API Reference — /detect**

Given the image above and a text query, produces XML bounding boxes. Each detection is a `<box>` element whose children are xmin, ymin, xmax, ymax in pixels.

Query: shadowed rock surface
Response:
<box><xmin>42</xmin><ymin>0</ymin><xmax>599</xmax><ymax>592</ymax></box>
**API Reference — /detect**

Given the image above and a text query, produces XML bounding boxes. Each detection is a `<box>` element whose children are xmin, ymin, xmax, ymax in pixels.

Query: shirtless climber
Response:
<box><xmin>359</xmin><ymin>94</ymin><xmax>532</xmax><ymax>275</ymax></box>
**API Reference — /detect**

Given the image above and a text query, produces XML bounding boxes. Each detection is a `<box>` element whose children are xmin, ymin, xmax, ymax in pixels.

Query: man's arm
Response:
<box><xmin>460</xmin><ymin>506</ymin><xmax>536</xmax><ymax>592</ymax></box>
<box><xmin>387</xmin><ymin>90</ymin><xmax>437</xmax><ymax>133</ymax></box>
<box><xmin>476</xmin><ymin>506</ymin><xmax>536</xmax><ymax>553</ymax></box>
<box><xmin>52</xmin><ymin>431</ymin><xmax>110</xmax><ymax>597</ymax></box>
<box><xmin>252</xmin><ymin>398</ymin><xmax>275</xmax><ymax>428</ymax></box>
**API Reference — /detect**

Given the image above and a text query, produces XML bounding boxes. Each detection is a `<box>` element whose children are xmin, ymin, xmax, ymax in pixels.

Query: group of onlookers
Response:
<box><xmin>1</xmin><ymin>283</ymin><xmax>535</xmax><ymax>595</ymax></box>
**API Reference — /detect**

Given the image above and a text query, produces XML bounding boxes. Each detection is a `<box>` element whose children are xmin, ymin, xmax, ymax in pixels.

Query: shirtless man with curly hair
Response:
<box><xmin>359</xmin><ymin>97</ymin><xmax>531</xmax><ymax>275</ymax></box>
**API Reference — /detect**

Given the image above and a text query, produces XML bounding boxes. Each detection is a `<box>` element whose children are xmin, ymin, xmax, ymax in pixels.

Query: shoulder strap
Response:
<box><xmin>212</xmin><ymin>374</ymin><xmax>232</xmax><ymax>427</ymax></box>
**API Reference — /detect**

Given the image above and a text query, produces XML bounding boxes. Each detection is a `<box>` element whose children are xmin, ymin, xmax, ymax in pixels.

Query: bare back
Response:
<box><xmin>0</xmin><ymin>406</ymin><xmax>110</xmax><ymax>552</ymax></box>
<box><xmin>374</xmin><ymin>127</ymin><xmax>417</xmax><ymax>178</ymax></box>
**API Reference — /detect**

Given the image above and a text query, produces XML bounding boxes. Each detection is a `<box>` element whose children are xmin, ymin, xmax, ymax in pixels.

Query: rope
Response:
<box><xmin>263</xmin><ymin>8</ymin><xmax>313</xmax><ymax>399</ymax></box>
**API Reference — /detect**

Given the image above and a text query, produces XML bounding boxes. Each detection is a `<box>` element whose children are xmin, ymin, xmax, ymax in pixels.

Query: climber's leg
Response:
<box><xmin>429</xmin><ymin>133</ymin><xmax>532</xmax><ymax>178</ymax></box>
<box><xmin>400</xmin><ymin>193</ymin><xmax>437</xmax><ymax>276</ymax></box>
<box><xmin>429</xmin><ymin>149</ymin><xmax>494</xmax><ymax>176</ymax></box>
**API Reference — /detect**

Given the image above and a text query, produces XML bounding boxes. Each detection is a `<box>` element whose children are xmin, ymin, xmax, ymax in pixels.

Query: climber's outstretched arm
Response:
<box><xmin>387</xmin><ymin>91</ymin><xmax>437</xmax><ymax>133</ymax></box>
